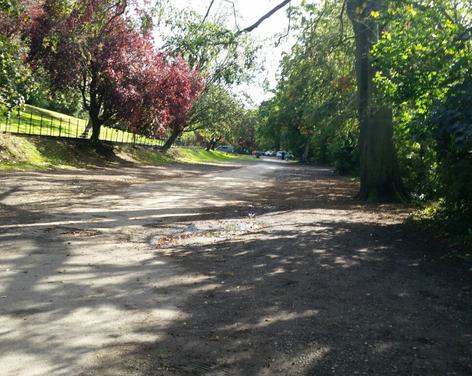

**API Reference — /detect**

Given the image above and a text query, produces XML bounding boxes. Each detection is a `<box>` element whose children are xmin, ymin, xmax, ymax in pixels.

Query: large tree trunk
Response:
<box><xmin>161</xmin><ymin>127</ymin><xmax>181</xmax><ymax>153</ymax></box>
<box><xmin>347</xmin><ymin>0</ymin><xmax>404</xmax><ymax>201</ymax></box>
<box><xmin>206</xmin><ymin>137</ymin><xmax>219</xmax><ymax>151</ymax></box>
<box><xmin>205</xmin><ymin>138</ymin><xmax>214</xmax><ymax>151</ymax></box>
<box><xmin>87</xmin><ymin>65</ymin><xmax>102</xmax><ymax>145</ymax></box>
<box><xmin>81</xmin><ymin>120</ymin><xmax>92</xmax><ymax>139</ymax></box>
<box><xmin>90</xmin><ymin>117</ymin><xmax>101</xmax><ymax>144</ymax></box>
<box><xmin>301</xmin><ymin>138</ymin><xmax>310</xmax><ymax>163</ymax></box>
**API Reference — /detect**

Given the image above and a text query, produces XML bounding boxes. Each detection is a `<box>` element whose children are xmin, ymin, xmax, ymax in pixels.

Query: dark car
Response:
<box><xmin>216</xmin><ymin>145</ymin><xmax>234</xmax><ymax>153</ymax></box>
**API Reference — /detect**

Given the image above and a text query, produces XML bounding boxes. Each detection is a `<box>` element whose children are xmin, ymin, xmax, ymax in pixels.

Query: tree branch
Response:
<box><xmin>80</xmin><ymin>72</ymin><xmax>89</xmax><ymax>110</ymax></box>
<box><xmin>226</xmin><ymin>0</ymin><xmax>241</xmax><ymax>31</ymax></box>
<box><xmin>236</xmin><ymin>0</ymin><xmax>291</xmax><ymax>36</ymax></box>
<box><xmin>339</xmin><ymin>0</ymin><xmax>347</xmax><ymax>43</ymax></box>
<box><xmin>275</xmin><ymin>1</ymin><xmax>292</xmax><ymax>47</ymax></box>
<box><xmin>202</xmin><ymin>0</ymin><xmax>216</xmax><ymax>24</ymax></box>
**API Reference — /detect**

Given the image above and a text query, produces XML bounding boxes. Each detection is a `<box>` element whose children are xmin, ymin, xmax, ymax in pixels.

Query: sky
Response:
<box><xmin>167</xmin><ymin>0</ymin><xmax>302</xmax><ymax>105</ymax></box>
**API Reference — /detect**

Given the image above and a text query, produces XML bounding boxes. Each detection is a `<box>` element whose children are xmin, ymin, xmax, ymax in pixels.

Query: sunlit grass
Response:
<box><xmin>170</xmin><ymin>147</ymin><xmax>254</xmax><ymax>164</ymax></box>
<box><xmin>0</xmin><ymin>105</ymin><xmax>163</xmax><ymax>146</ymax></box>
<box><xmin>0</xmin><ymin>134</ymin><xmax>254</xmax><ymax>171</ymax></box>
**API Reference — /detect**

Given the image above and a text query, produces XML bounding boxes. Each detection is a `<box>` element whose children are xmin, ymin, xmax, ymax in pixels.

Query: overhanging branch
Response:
<box><xmin>236</xmin><ymin>0</ymin><xmax>291</xmax><ymax>36</ymax></box>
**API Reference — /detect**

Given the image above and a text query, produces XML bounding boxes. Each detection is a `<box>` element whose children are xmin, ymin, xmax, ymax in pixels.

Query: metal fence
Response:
<box><xmin>0</xmin><ymin>107</ymin><xmax>165</xmax><ymax>147</ymax></box>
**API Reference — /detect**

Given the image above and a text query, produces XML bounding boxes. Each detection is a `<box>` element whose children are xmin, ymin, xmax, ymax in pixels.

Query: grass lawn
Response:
<box><xmin>0</xmin><ymin>105</ymin><xmax>256</xmax><ymax>171</ymax></box>
<box><xmin>170</xmin><ymin>148</ymin><xmax>254</xmax><ymax>164</ymax></box>
<box><xmin>0</xmin><ymin>134</ymin><xmax>255</xmax><ymax>171</ymax></box>
<box><xmin>0</xmin><ymin>105</ymin><xmax>163</xmax><ymax>146</ymax></box>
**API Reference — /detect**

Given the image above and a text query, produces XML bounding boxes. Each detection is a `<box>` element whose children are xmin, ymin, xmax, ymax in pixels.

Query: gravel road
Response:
<box><xmin>0</xmin><ymin>159</ymin><xmax>470</xmax><ymax>375</ymax></box>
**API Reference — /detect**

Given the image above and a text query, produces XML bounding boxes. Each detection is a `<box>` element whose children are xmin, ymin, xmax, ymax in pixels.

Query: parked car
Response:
<box><xmin>252</xmin><ymin>150</ymin><xmax>264</xmax><ymax>158</ymax></box>
<box><xmin>233</xmin><ymin>146</ymin><xmax>249</xmax><ymax>154</ymax></box>
<box><xmin>264</xmin><ymin>150</ymin><xmax>274</xmax><ymax>156</ymax></box>
<box><xmin>216</xmin><ymin>145</ymin><xmax>234</xmax><ymax>153</ymax></box>
<box><xmin>276</xmin><ymin>150</ymin><xmax>288</xmax><ymax>160</ymax></box>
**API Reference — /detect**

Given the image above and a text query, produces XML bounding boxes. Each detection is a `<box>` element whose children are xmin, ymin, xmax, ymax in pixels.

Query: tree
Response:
<box><xmin>226</xmin><ymin>0</ymin><xmax>405</xmax><ymax>200</ymax></box>
<box><xmin>28</xmin><ymin>0</ymin><xmax>203</xmax><ymax>144</ymax></box>
<box><xmin>159</xmin><ymin>7</ymin><xmax>258</xmax><ymax>152</ymax></box>
<box><xmin>185</xmin><ymin>85</ymin><xmax>245</xmax><ymax>151</ymax></box>
<box><xmin>209</xmin><ymin>0</ymin><xmax>402</xmax><ymax>199</ymax></box>
<box><xmin>346</xmin><ymin>0</ymin><xmax>404</xmax><ymax>200</ymax></box>
<box><xmin>0</xmin><ymin>1</ymin><xmax>35</xmax><ymax>113</ymax></box>
<box><xmin>256</xmin><ymin>1</ymin><xmax>357</xmax><ymax>169</ymax></box>
<box><xmin>372</xmin><ymin>1</ymin><xmax>472</xmax><ymax>223</ymax></box>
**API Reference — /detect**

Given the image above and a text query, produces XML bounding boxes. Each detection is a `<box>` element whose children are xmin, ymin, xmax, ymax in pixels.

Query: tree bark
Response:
<box><xmin>161</xmin><ymin>127</ymin><xmax>181</xmax><ymax>153</ymax></box>
<box><xmin>90</xmin><ymin>117</ymin><xmax>102</xmax><ymax>143</ymax></box>
<box><xmin>347</xmin><ymin>0</ymin><xmax>404</xmax><ymax>201</ymax></box>
<box><xmin>81</xmin><ymin>120</ymin><xmax>92</xmax><ymax>139</ymax></box>
<box><xmin>205</xmin><ymin>137</ymin><xmax>220</xmax><ymax>151</ymax></box>
<box><xmin>87</xmin><ymin>65</ymin><xmax>102</xmax><ymax>144</ymax></box>
<box><xmin>206</xmin><ymin>138</ymin><xmax>214</xmax><ymax>151</ymax></box>
<box><xmin>301</xmin><ymin>138</ymin><xmax>310</xmax><ymax>163</ymax></box>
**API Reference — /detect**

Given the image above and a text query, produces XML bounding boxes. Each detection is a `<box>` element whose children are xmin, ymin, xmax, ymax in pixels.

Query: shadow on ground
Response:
<box><xmin>0</xmin><ymin>161</ymin><xmax>470</xmax><ymax>375</ymax></box>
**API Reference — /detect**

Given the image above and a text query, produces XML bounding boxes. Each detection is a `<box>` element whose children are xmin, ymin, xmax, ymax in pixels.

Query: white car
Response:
<box><xmin>276</xmin><ymin>151</ymin><xmax>288</xmax><ymax>159</ymax></box>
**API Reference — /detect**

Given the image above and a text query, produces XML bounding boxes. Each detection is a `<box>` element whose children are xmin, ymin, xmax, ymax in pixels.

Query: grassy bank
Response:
<box><xmin>169</xmin><ymin>147</ymin><xmax>253</xmax><ymax>164</ymax></box>
<box><xmin>0</xmin><ymin>133</ymin><xmax>252</xmax><ymax>171</ymax></box>
<box><xmin>0</xmin><ymin>105</ymin><xmax>162</xmax><ymax>146</ymax></box>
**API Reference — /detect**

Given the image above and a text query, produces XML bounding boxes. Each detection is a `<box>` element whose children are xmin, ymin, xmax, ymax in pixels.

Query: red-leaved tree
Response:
<box><xmin>28</xmin><ymin>0</ymin><xmax>203</xmax><ymax>144</ymax></box>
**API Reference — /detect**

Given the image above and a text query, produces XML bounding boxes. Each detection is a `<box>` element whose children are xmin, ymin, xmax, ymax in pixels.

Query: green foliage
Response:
<box><xmin>157</xmin><ymin>7</ymin><xmax>259</xmax><ymax>149</ymax></box>
<box><xmin>256</xmin><ymin>0</ymin><xmax>358</xmax><ymax>169</ymax></box>
<box><xmin>27</xmin><ymin>72</ymin><xmax>85</xmax><ymax>117</ymax></box>
<box><xmin>372</xmin><ymin>0</ymin><xmax>472</xmax><ymax>227</ymax></box>
<box><xmin>0</xmin><ymin>0</ymin><xmax>35</xmax><ymax>113</ymax></box>
<box><xmin>187</xmin><ymin>85</ymin><xmax>246</xmax><ymax>148</ymax></box>
<box><xmin>163</xmin><ymin>9</ymin><xmax>258</xmax><ymax>86</ymax></box>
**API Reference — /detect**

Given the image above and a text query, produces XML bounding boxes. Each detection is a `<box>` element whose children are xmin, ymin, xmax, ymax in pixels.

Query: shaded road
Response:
<box><xmin>0</xmin><ymin>159</ymin><xmax>471</xmax><ymax>375</ymax></box>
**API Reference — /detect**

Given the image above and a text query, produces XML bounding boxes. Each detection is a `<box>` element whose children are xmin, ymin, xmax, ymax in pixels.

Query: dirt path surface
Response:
<box><xmin>0</xmin><ymin>159</ymin><xmax>471</xmax><ymax>376</ymax></box>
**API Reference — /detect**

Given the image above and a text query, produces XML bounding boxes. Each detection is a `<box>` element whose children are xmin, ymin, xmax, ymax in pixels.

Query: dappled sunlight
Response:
<box><xmin>0</xmin><ymin>159</ymin><xmax>470</xmax><ymax>375</ymax></box>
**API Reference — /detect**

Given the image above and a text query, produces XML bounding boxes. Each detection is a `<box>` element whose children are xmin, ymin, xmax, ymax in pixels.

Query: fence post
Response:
<box><xmin>49</xmin><ymin>115</ymin><xmax>53</xmax><ymax>136</ymax></box>
<box><xmin>28</xmin><ymin>111</ymin><xmax>33</xmax><ymax>134</ymax></box>
<box><xmin>16</xmin><ymin>111</ymin><xmax>20</xmax><ymax>133</ymax></box>
<box><xmin>76</xmin><ymin>119</ymin><xmax>79</xmax><ymax>138</ymax></box>
<box><xmin>39</xmin><ymin>114</ymin><xmax>43</xmax><ymax>136</ymax></box>
<box><xmin>59</xmin><ymin>118</ymin><xmax>62</xmax><ymax>137</ymax></box>
<box><xmin>68</xmin><ymin>118</ymin><xmax>71</xmax><ymax>138</ymax></box>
